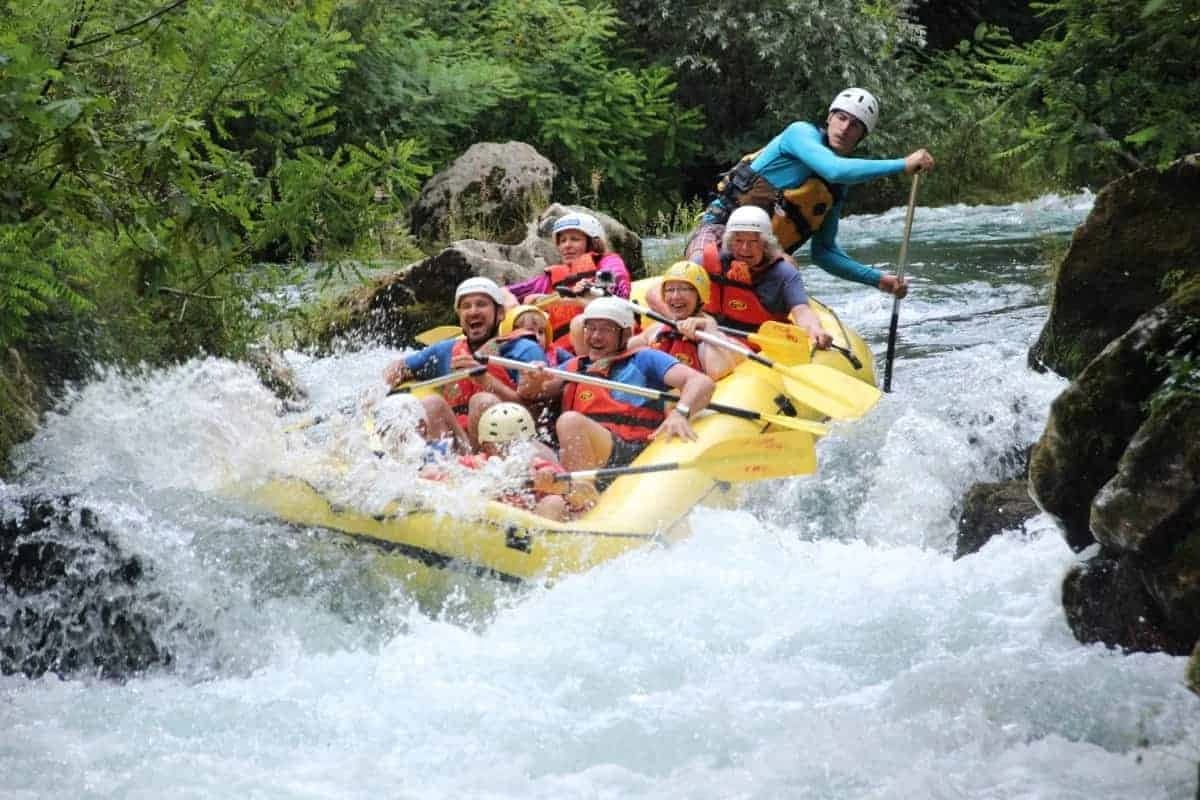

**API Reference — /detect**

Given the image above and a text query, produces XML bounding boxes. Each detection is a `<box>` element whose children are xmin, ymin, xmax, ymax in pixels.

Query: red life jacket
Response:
<box><xmin>544</xmin><ymin>253</ymin><xmax>600</xmax><ymax>344</ymax></box>
<box><xmin>649</xmin><ymin>326</ymin><xmax>701</xmax><ymax>370</ymax></box>
<box><xmin>561</xmin><ymin>350</ymin><xmax>665</xmax><ymax>442</ymax></box>
<box><xmin>701</xmin><ymin>242</ymin><xmax>791</xmax><ymax>333</ymax></box>
<box><xmin>440</xmin><ymin>333</ymin><xmax>530</xmax><ymax>426</ymax></box>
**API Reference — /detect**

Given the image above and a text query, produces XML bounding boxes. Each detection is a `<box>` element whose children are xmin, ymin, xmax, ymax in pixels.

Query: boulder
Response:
<box><xmin>410</xmin><ymin>142</ymin><xmax>555</xmax><ymax>246</ymax></box>
<box><xmin>954</xmin><ymin>479</ymin><xmax>1041</xmax><ymax>559</ymax></box>
<box><xmin>1029</xmin><ymin>306</ymin><xmax>1180</xmax><ymax>551</ymax></box>
<box><xmin>1029</xmin><ymin>154</ymin><xmax>1200</xmax><ymax>378</ymax></box>
<box><xmin>1062</xmin><ymin>553</ymin><xmax>1193</xmax><ymax>654</ymax></box>
<box><xmin>325</xmin><ymin>238</ymin><xmax>549</xmax><ymax>348</ymax></box>
<box><xmin>1090</xmin><ymin>393</ymin><xmax>1200</xmax><ymax>555</ymax></box>
<box><xmin>1</xmin><ymin>494</ymin><xmax>176</xmax><ymax>679</ymax></box>
<box><xmin>245</xmin><ymin>344</ymin><xmax>309</xmax><ymax>411</ymax></box>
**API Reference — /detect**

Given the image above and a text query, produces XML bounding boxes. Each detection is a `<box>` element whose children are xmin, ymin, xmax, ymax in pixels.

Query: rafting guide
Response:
<box><xmin>684</xmin><ymin>87</ymin><xmax>934</xmax><ymax>299</ymax></box>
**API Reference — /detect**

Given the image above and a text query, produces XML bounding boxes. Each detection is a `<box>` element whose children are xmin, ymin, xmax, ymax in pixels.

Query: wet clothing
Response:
<box><xmin>698</xmin><ymin>121</ymin><xmax>905</xmax><ymax>288</ymax></box>
<box><xmin>561</xmin><ymin>348</ymin><xmax>678</xmax><ymax>458</ymax></box>
<box><xmin>700</xmin><ymin>243</ymin><xmax>809</xmax><ymax>332</ymax></box>
<box><xmin>403</xmin><ymin>334</ymin><xmax>545</xmax><ymax>425</ymax></box>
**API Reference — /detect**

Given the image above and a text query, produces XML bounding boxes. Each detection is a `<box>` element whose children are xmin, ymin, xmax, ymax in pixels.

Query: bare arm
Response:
<box><xmin>788</xmin><ymin>303</ymin><xmax>832</xmax><ymax>350</ymax></box>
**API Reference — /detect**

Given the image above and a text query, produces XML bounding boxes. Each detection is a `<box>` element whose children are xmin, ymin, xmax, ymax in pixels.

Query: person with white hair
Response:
<box><xmin>684</xmin><ymin>87</ymin><xmax>934</xmax><ymax>298</ymax></box>
<box><xmin>381</xmin><ymin>276</ymin><xmax>547</xmax><ymax>451</ymax></box>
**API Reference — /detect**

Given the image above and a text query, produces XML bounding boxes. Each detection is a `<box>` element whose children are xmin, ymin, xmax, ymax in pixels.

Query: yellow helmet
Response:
<box><xmin>500</xmin><ymin>304</ymin><xmax>553</xmax><ymax>345</ymax></box>
<box><xmin>660</xmin><ymin>260</ymin><xmax>711</xmax><ymax>305</ymax></box>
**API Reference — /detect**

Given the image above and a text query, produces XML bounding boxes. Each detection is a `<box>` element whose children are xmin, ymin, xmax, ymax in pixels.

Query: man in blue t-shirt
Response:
<box><xmin>686</xmin><ymin>87</ymin><xmax>934</xmax><ymax>298</ymax></box>
<box><xmin>382</xmin><ymin>276</ymin><xmax>546</xmax><ymax>451</ymax></box>
<box><xmin>518</xmin><ymin>297</ymin><xmax>715</xmax><ymax>471</ymax></box>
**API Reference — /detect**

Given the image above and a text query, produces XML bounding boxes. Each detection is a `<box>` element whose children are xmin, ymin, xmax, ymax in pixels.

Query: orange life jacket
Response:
<box><xmin>561</xmin><ymin>350</ymin><xmax>665</xmax><ymax>442</ymax></box>
<box><xmin>440</xmin><ymin>333</ymin><xmax>530</xmax><ymax>426</ymax></box>
<box><xmin>543</xmin><ymin>253</ymin><xmax>602</xmax><ymax>346</ymax></box>
<box><xmin>700</xmin><ymin>242</ymin><xmax>791</xmax><ymax>333</ymax></box>
<box><xmin>649</xmin><ymin>326</ymin><xmax>701</xmax><ymax>370</ymax></box>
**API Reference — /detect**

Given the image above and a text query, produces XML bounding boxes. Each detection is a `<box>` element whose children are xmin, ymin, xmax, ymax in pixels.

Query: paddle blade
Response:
<box><xmin>748</xmin><ymin>332</ymin><xmax>810</xmax><ymax>365</ymax></box>
<box><xmin>781</xmin><ymin>364</ymin><xmax>882</xmax><ymax>421</ymax></box>
<box><xmin>413</xmin><ymin>326</ymin><xmax>462</xmax><ymax>346</ymax></box>
<box><xmin>690</xmin><ymin>431</ymin><xmax>817</xmax><ymax>482</ymax></box>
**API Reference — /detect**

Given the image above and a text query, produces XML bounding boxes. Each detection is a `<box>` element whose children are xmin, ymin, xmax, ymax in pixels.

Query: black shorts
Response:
<box><xmin>605</xmin><ymin>434</ymin><xmax>648</xmax><ymax>469</ymax></box>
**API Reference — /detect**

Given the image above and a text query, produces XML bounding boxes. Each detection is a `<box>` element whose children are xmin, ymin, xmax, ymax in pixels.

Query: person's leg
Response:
<box><xmin>420</xmin><ymin>395</ymin><xmax>470</xmax><ymax>453</ymax></box>
<box><xmin>555</xmin><ymin>411</ymin><xmax>614</xmax><ymax>471</ymax></box>
<box><xmin>466</xmin><ymin>391</ymin><xmax>500</xmax><ymax>450</ymax></box>
<box><xmin>534</xmin><ymin>495</ymin><xmax>569</xmax><ymax>522</ymax></box>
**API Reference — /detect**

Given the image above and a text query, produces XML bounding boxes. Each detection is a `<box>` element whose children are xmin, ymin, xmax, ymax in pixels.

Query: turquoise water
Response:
<box><xmin>4</xmin><ymin>191</ymin><xmax>1198</xmax><ymax>799</ymax></box>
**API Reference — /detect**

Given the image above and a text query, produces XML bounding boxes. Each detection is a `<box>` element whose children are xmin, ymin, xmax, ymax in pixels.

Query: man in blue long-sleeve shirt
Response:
<box><xmin>686</xmin><ymin>87</ymin><xmax>934</xmax><ymax>298</ymax></box>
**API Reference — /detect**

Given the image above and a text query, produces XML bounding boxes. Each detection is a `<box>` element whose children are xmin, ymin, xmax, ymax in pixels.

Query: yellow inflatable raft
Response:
<box><xmin>242</xmin><ymin>291</ymin><xmax>877</xmax><ymax>583</ymax></box>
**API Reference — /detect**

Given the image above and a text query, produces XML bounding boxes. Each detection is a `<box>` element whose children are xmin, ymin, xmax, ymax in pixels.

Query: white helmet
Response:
<box><xmin>478</xmin><ymin>402</ymin><xmax>536</xmax><ymax>445</ymax></box>
<box><xmin>829</xmin><ymin>87</ymin><xmax>879</xmax><ymax>134</ymax></box>
<box><xmin>725</xmin><ymin>205</ymin><xmax>772</xmax><ymax>236</ymax></box>
<box><xmin>454</xmin><ymin>276</ymin><xmax>505</xmax><ymax>306</ymax></box>
<box><xmin>580</xmin><ymin>296</ymin><xmax>635</xmax><ymax>330</ymax></box>
<box><xmin>553</xmin><ymin>211</ymin><xmax>603</xmax><ymax>241</ymax></box>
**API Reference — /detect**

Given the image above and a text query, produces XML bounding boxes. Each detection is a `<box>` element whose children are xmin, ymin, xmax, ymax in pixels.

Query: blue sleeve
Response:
<box><xmin>753</xmin><ymin>262</ymin><xmax>808</xmax><ymax>314</ymax></box>
<box><xmin>777</xmin><ymin>267</ymin><xmax>809</xmax><ymax>310</ymax></box>
<box><xmin>499</xmin><ymin>337</ymin><xmax>548</xmax><ymax>382</ymax></box>
<box><xmin>809</xmin><ymin>206</ymin><xmax>883</xmax><ymax>288</ymax></box>
<box><xmin>762</xmin><ymin>122</ymin><xmax>906</xmax><ymax>186</ymax></box>
<box><xmin>633</xmin><ymin>348</ymin><xmax>681</xmax><ymax>387</ymax></box>
<box><xmin>403</xmin><ymin>339</ymin><xmax>456</xmax><ymax>379</ymax></box>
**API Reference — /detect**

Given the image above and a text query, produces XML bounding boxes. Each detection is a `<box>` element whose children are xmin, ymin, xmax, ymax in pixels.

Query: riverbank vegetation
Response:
<box><xmin>0</xmin><ymin>0</ymin><xmax>1195</xmax><ymax>380</ymax></box>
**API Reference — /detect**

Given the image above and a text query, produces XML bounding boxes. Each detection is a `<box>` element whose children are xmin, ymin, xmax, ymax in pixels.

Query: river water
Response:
<box><xmin>4</xmin><ymin>192</ymin><xmax>1199</xmax><ymax>798</ymax></box>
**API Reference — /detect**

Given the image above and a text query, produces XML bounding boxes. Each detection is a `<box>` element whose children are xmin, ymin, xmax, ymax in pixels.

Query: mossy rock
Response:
<box><xmin>1030</xmin><ymin>154</ymin><xmax>1200</xmax><ymax>378</ymax></box>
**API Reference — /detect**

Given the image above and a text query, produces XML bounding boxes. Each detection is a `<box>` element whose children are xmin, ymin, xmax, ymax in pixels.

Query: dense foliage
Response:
<box><xmin>0</xmin><ymin>0</ymin><xmax>1194</xmax><ymax>366</ymax></box>
<box><xmin>0</xmin><ymin>0</ymin><xmax>425</xmax><ymax>359</ymax></box>
<box><xmin>987</xmin><ymin>0</ymin><xmax>1200</xmax><ymax>185</ymax></box>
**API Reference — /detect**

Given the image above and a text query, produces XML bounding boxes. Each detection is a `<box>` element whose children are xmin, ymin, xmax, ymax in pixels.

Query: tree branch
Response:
<box><xmin>71</xmin><ymin>0</ymin><xmax>189</xmax><ymax>51</ymax></box>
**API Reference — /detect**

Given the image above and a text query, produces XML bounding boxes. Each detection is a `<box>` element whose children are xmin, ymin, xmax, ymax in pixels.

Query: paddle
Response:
<box><xmin>413</xmin><ymin>325</ymin><xmax>462</xmax><ymax>346</ymax></box>
<box><xmin>482</xmin><ymin>354</ymin><xmax>828</xmax><ymax>436</ymax></box>
<box><xmin>555</xmin><ymin>431</ymin><xmax>817</xmax><ymax>484</ymax></box>
<box><xmin>616</xmin><ymin>300</ymin><xmax>879</xmax><ymax>421</ymax></box>
<box><xmin>883</xmin><ymin>173</ymin><xmax>920</xmax><ymax>393</ymax></box>
<box><xmin>714</xmin><ymin>321</ymin><xmax>862</xmax><ymax>370</ymax></box>
<box><xmin>387</xmin><ymin>366</ymin><xmax>487</xmax><ymax>395</ymax></box>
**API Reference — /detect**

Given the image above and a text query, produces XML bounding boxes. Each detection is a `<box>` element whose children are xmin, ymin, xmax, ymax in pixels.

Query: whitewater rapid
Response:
<box><xmin>4</xmin><ymin>191</ymin><xmax>1199</xmax><ymax>799</ymax></box>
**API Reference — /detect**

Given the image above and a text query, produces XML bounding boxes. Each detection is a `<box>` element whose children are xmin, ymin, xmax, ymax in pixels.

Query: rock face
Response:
<box><xmin>410</xmin><ymin>142</ymin><xmax>556</xmax><ymax>246</ymax></box>
<box><xmin>1</xmin><ymin>495</ymin><xmax>177</xmax><ymax>679</ymax></box>
<box><xmin>1025</xmin><ymin>153</ymin><xmax>1200</xmax><ymax>656</ymax></box>
<box><xmin>954</xmin><ymin>479</ymin><xmax>1040</xmax><ymax>559</ymax></box>
<box><xmin>1029</xmin><ymin>154</ymin><xmax>1200</xmax><ymax>378</ymax></box>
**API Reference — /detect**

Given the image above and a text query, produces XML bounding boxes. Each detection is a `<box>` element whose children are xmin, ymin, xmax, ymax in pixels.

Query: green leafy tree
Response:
<box><xmin>615</xmin><ymin>0</ymin><xmax>928</xmax><ymax>165</ymax></box>
<box><xmin>0</xmin><ymin>0</ymin><xmax>428</xmax><ymax>357</ymax></box>
<box><xmin>986</xmin><ymin>0</ymin><xmax>1200</xmax><ymax>185</ymax></box>
<box><xmin>471</xmin><ymin>0</ymin><xmax>703</xmax><ymax>222</ymax></box>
